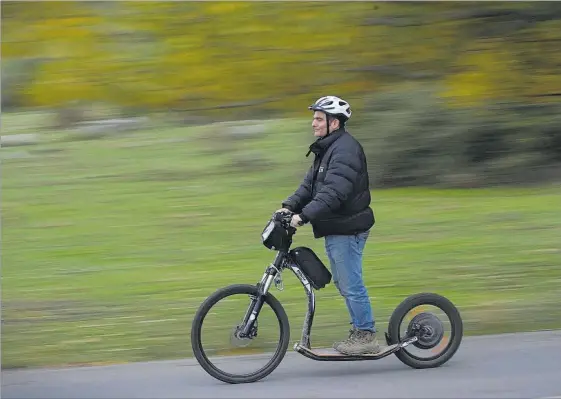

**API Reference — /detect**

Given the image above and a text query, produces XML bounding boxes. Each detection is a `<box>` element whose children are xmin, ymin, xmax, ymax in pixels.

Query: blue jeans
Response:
<box><xmin>324</xmin><ymin>230</ymin><xmax>376</xmax><ymax>333</ymax></box>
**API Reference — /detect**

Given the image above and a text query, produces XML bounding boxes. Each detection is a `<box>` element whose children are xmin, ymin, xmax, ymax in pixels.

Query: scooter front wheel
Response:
<box><xmin>190</xmin><ymin>284</ymin><xmax>290</xmax><ymax>384</ymax></box>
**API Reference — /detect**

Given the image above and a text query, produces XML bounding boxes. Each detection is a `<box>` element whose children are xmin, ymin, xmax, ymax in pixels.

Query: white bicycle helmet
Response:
<box><xmin>308</xmin><ymin>96</ymin><xmax>352</xmax><ymax>122</ymax></box>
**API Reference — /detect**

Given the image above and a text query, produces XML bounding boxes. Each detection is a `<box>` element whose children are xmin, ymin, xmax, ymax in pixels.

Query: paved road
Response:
<box><xmin>3</xmin><ymin>330</ymin><xmax>561</xmax><ymax>399</ymax></box>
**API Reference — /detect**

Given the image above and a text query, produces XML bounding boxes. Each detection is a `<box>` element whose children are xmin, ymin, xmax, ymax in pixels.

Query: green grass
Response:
<box><xmin>2</xmin><ymin>115</ymin><xmax>561</xmax><ymax>369</ymax></box>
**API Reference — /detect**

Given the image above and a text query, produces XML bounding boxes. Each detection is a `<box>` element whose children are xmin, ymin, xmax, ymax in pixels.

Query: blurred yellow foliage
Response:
<box><xmin>2</xmin><ymin>1</ymin><xmax>561</xmax><ymax>111</ymax></box>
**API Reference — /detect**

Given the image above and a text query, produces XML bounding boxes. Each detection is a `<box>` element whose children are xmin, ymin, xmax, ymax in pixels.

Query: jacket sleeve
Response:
<box><xmin>282</xmin><ymin>165</ymin><xmax>314</xmax><ymax>214</ymax></box>
<box><xmin>300</xmin><ymin>151</ymin><xmax>360</xmax><ymax>222</ymax></box>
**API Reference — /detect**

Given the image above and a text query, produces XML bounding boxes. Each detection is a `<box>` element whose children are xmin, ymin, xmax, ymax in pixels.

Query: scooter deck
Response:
<box><xmin>294</xmin><ymin>343</ymin><xmax>400</xmax><ymax>361</ymax></box>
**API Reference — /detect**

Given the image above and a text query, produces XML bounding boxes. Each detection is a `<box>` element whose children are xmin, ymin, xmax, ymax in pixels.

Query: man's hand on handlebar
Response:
<box><xmin>290</xmin><ymin>214</ymin><xmax>303</xmax><ymax>228</ymax></box>
<box><xmin>274</xmin><ymin>208</ymin><xmax>305</xmax><ymax>228</ymax></box>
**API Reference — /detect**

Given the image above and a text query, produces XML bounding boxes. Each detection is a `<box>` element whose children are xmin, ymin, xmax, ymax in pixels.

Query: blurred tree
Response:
<box><xmin>117</xmin><ymin>1</ymin><xmax>379</xmax><ymax>112</ymax></box>
<box><xmin>2</xmin><ymin>2</ymin><xmax>109</xmax><ymax>106</ymax></box>
<box><xmin>2</xmin><ymin>1</ymin><xmax>560</xmax><ymax>113</ymax></box>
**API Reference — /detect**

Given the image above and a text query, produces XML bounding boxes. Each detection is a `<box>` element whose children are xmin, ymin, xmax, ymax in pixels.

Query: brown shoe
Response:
<box><xmin>333</xmin><ymin>328</ymin><xmax>356</xmax><ymax>351</ymax></box>
<box><xmin>335</xmin><ymin>329</ymin><xmax>381</xmax><ymax>355</ymax></box>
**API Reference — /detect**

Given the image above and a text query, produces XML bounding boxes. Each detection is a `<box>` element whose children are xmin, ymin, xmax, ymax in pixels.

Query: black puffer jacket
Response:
<box><xmin>282</xmin><ymin>128</ymin><xmax>375</xmax><ymax>238</ymax></box>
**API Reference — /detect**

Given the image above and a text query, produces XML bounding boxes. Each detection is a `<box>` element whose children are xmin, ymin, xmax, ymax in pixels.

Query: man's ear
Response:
<box><xmin>330</xmin><ymin>117</ymin><xmax>340</xmax><ymax>130</ymax></box>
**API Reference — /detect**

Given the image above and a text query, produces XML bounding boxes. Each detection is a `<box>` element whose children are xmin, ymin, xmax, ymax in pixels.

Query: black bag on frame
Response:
<box><xmin>289</xmin><ymin>246</ymin><xmax>332</xmax><ymax>290</ymax></box>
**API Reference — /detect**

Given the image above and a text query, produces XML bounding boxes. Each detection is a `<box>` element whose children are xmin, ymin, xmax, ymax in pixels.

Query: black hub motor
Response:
<box><xmin>407</xmin><ymin>312</ymin><xmax>445</xmax><ymax>350</ymax></box>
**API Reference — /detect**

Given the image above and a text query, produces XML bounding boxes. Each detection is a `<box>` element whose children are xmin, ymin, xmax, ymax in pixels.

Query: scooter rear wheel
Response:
<box><xmin>387</xmin><ymin>292</ymin><xmax>463</xmax><ymax>369</ymax></box>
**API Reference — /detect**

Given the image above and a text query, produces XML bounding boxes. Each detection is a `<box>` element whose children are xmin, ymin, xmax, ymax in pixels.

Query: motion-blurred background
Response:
<box><xmin>2</xmin><ymin>1</ymin><xmax>560</xmax><ymax>368</ymax></box>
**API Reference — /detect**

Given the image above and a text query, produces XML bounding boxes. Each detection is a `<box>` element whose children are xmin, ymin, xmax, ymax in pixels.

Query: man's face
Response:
<box><xmin>312</xmin><ymin>111</ymin><xmax>338</xmax><ymax>137</ymax></box>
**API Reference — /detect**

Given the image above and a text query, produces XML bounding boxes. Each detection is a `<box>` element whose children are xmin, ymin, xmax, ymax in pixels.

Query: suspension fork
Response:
<box><xmin>239</xmin><ymin>251</ymin><xmax>286</xmax><ymax>337</ymax></box>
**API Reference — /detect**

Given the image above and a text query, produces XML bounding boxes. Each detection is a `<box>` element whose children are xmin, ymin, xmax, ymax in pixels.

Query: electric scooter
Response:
<box><xmin>191</xmin><ymin>211</ymin><xmax>463</xmax><ymax>384</ymax></box>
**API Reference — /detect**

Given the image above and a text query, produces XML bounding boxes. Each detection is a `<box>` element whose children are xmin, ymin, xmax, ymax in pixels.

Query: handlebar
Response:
<box><xmin>273</xmin><ymin>210</ymin><xmax>294</xmax><ymax>227</ymax></box>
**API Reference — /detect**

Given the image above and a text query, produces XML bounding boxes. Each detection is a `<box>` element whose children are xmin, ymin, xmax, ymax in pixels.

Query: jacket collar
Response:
<box><xmin>306</xmin><ymin>128</ymin><xmax>346</xmax><ymax>157</ymax></box>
